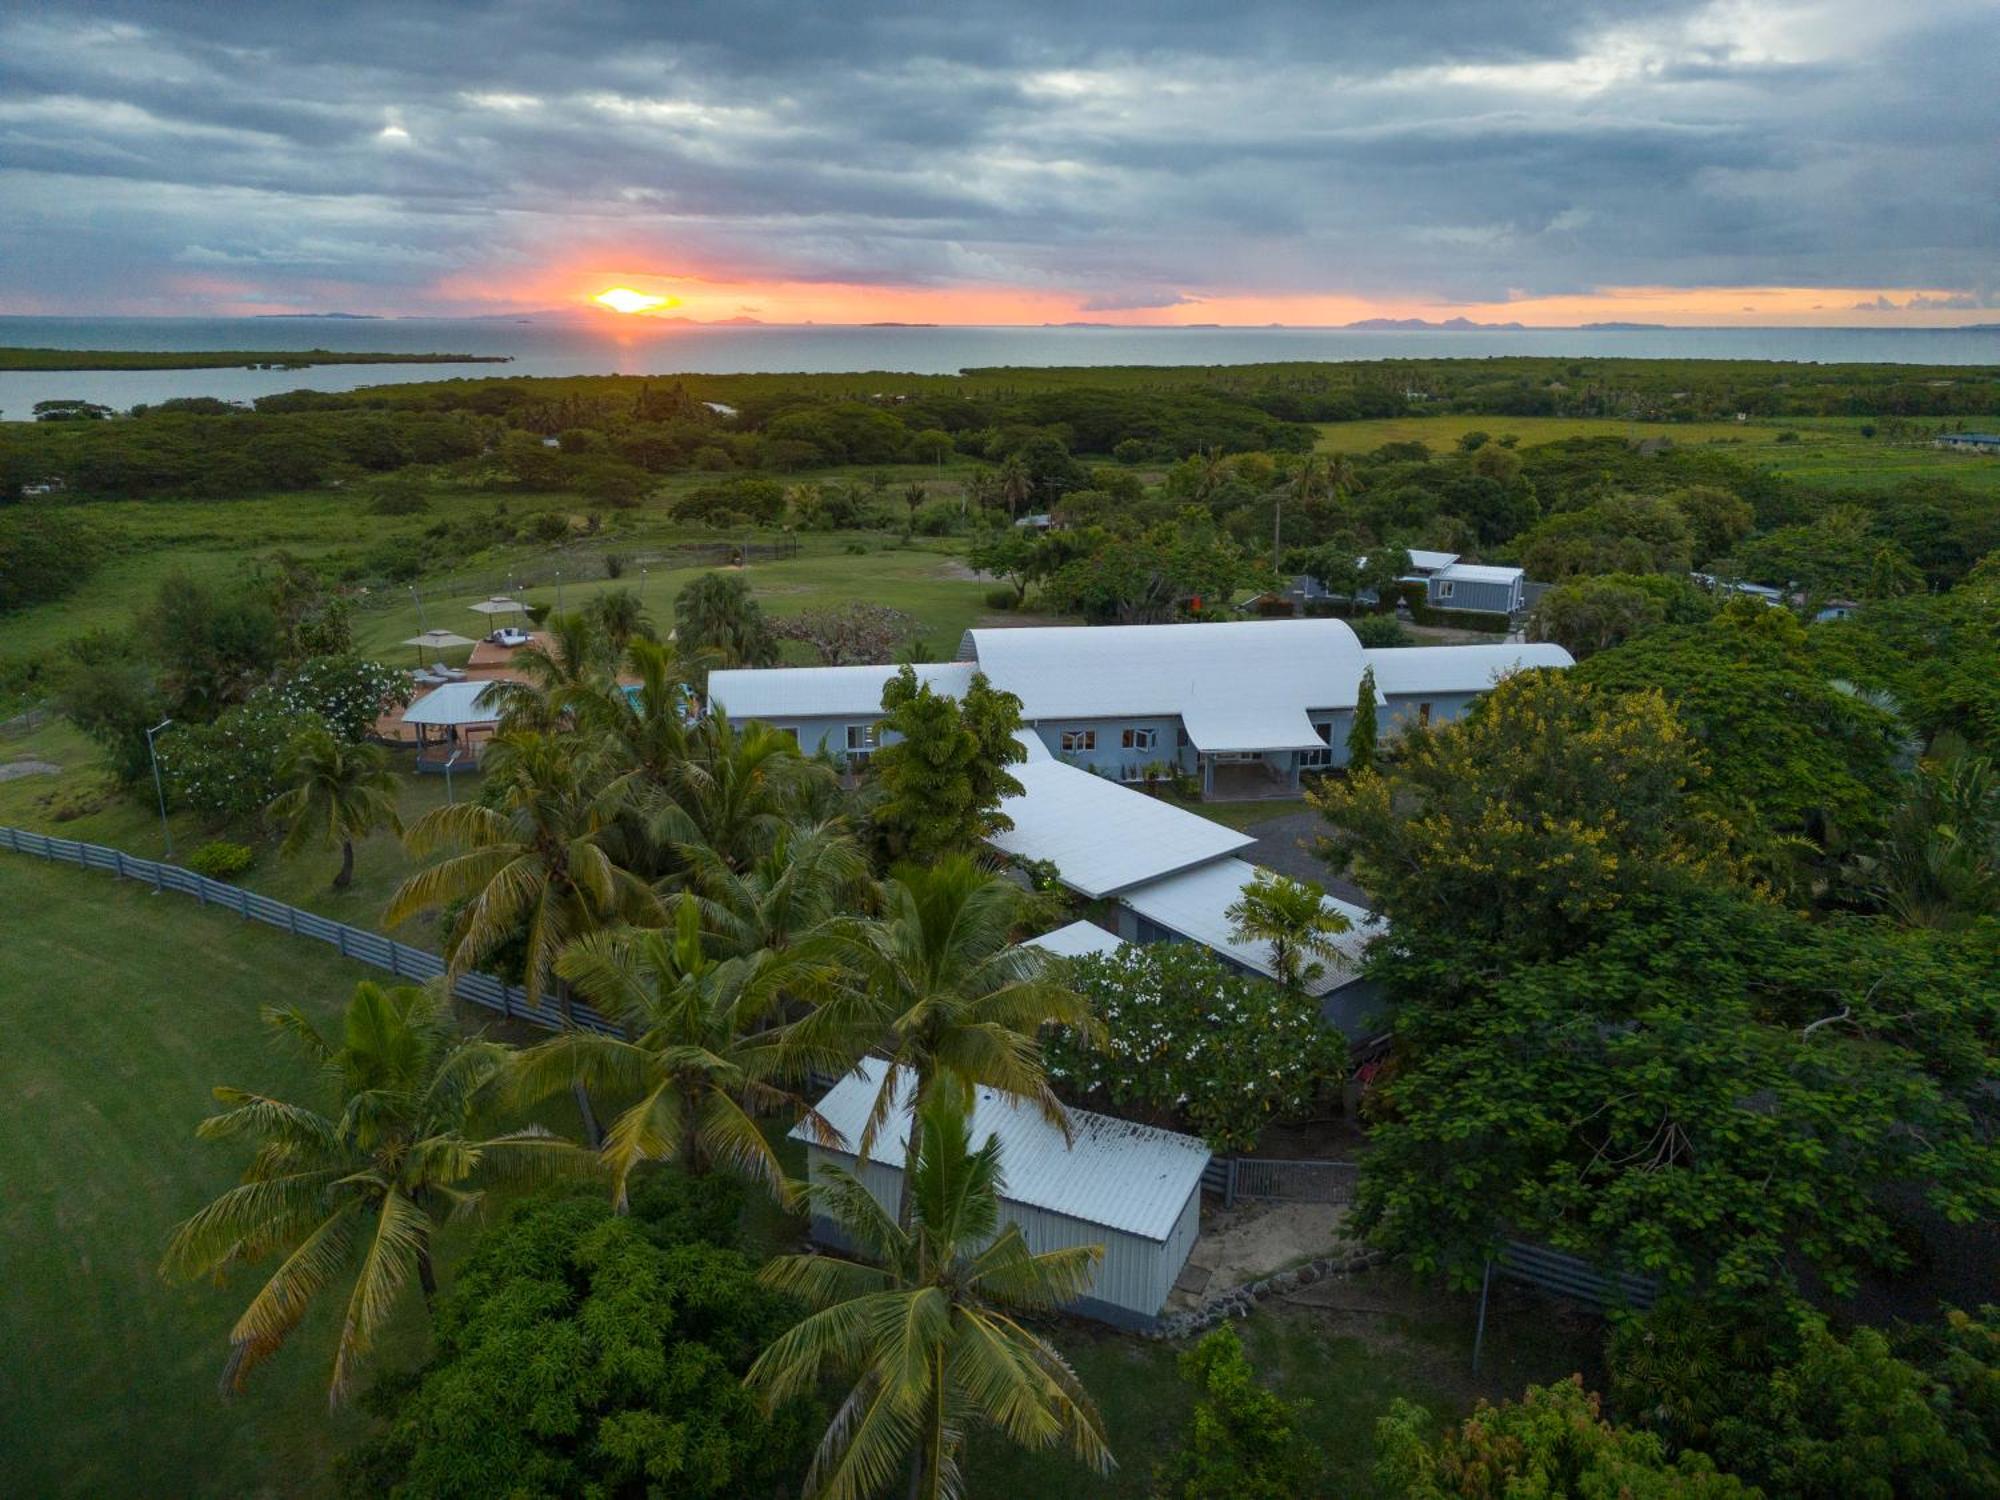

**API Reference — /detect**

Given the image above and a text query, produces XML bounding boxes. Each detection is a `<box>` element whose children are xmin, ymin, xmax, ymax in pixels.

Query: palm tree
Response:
<box><xmin>683</xmin><ymin>817</ymin><xmax>873</xmax><ymax>956</ymax></box>
<box><xmin>584</xmin><ymin>586</ymin><xmax>655</xmax><ymax>651</ymax></box>
<box><xmin>515</xmin><ymin>896</ymin><xmax>837</xmax><ymax>1209</ymax></box>
<box><xmin>798</xmin><ymin>855</ymin><xmax>1092</xmax><ymax>1173</ymax></box>
<box><xmin>657</xmin><ymin>708</ymin><xmax>836</xmax><ymax>873</ymax></box>
<box><xmin>484</xmin><ymin>608</ymin><xmax>614</xmax><ymax>731</ymax></box>
<box><xmin>997</xmin><ymin>456</ymin><xmax>1032</xmax><ymax>520</ymax></box>
<box><xmin>1868</xmin><ymin>752</ymin><xmax>2000</xmax><ymax>929</ymax></box>
<box><xmin>161</xmin><ymin>980</ymin><xmax>591</xmax><ymax>1404</ymax></box>
<box><xmin>747</xmin><ymin>1085</ymin><xmax>1113</xmax><ymax>1500</ymax></box>
<box><xmin>266</xmin><ymin>728</ymin><xmax>403</xmax><ymax>890</ymax></box>
<box><xmin>385</xmin><ymin>731</ymin><xmax>661</xmax><ymax>1009</ymax></box>
<box><xmin>1225</xmin><ymin>869</ymin><xmax>1353</xmax><ymax>991</ymax></box>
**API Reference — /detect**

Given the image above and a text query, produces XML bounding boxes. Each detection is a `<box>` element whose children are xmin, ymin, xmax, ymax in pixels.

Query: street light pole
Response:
<box><xmin>145</xmin><ymin>718</ymin><xmax>174</xmax><ymax>859</ymax></box>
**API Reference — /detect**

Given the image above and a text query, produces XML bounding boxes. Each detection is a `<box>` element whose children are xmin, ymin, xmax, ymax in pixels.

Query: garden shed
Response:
<box><xmin>793</xmin><ymin>1058</ymin><xmax>1211</xmax><ymax>1330</ymax></box>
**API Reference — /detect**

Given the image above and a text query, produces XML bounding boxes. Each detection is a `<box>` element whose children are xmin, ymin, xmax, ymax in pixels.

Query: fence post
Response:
<box><xmin>388</xmin><ymin>942</ymin><xmax>400</xmax><ymax>978</ymax></box>
<box><xmin>336</xmin><ymin>925</ymin><xmax>348</xmax><ymax>958</ymax></box>
<box><xmin>1471</xmin><ymin>1258</ymin><xmax>1494</xmax><ymax>1375</ymax></box>
<box><xmin>237</xmin><ymin>884</ymin><xmax>251</xmax><ymax>920</ymax></box>
<box><xmin>287</xmin><ymin>906</ymin><xmax>299</xmax><ymax>936</ymax></box>
<box><xmin>1224</xmin><ymin>1157</ymin><xmax>1238</xmax><ymax>1210</ymax></box>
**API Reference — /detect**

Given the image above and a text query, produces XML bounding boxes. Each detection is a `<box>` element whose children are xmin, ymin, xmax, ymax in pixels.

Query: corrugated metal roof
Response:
<box><xmin>400</xmin><ymin>679</ymin><xmax>504</xmax><ymax>726</ymax></box>
<box><xmin>707</xmin><ymin>661</ymin><xmax>975</xmax><ymax>720</ymax></box>
<box><xmin>793</xmin><ymin>1057</ymin><xmax>1210</xmax><ymax>1241</ymax></box>
<box><xmin>1362</xmin><ymin>643</ymin><xmax>1574</xmax><ymax>697</ymax></box>
<box><xmin>965</xmin><ymin>619</ymin><xmax>1367</xmax><ymax>721</ymax></box>
<box><xmin>1181</xmin><ymin>703</ymin><xmax>1325</xmax><ymax>752</ymax></box>
<box><xmin>1405</xmin><ymin>548</ymin><xmax>1460</xmax><ymax>572</ymax></box>
<box><xmin>988</xmin><ymin>759</ymin><xmax>1254</xmax><ymax>897</ymax></box>
<box><xmin>1118</xmin><ymin>856</ymin><xmax>1381</xmax><ymax>997</ymax></box>
<box><xmin>1433</xmin><ymin>562</ymin><xmax>1525</xmax><ymax>586</ymax></box>
<box><xmin>1026</xmin><ymin>920</ymin><xmax>1126</xmax><ymax>959</ymax></box>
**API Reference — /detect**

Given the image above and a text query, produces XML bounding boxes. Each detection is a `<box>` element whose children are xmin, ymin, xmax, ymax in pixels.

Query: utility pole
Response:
<box><xmin>145</xmin><ymin>718</ymin><xmax>174</xmax><ymax>859</ymax></box>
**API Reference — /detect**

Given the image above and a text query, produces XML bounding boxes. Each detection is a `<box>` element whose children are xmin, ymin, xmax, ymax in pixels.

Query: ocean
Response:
<box><xmin>3</xmin><ymin>316</ymin><xmax>1998</xmax><ymax>419</ymax></box>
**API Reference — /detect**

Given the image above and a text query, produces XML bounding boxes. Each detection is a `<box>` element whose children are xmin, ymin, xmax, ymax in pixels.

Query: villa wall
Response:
<box><xmin>1028</xmin><ymin>715</ymin><xmax>1190</xmax><ymax>782</ymax></box>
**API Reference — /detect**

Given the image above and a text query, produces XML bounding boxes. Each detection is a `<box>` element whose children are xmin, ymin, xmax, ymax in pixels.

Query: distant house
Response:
<box><xmin>1014</xmin><ymin>512</ymin><xmax>1057</xmax><ymax>532</ymax></box>
<box><xmin>1934</xmin><ymin>432</ymin><xmax>2000</xmax><ymax>453</ymax></box>
<box><xmin>1815</xmin><ymin>599</ymin><xmax>1863</xmax><ymax>623</ymax></box>
<box><xmin>795</xmin><ymin>1058</ymin><xmax>1211</xmax><ymax>1329</ymax></box>
<box><xmin>1420</xmin><ymin>561</ymin><xmax>1528</xmax><ymax>615</ymax></box>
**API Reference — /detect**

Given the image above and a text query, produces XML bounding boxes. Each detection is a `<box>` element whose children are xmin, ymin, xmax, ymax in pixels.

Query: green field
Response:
<box><xmin>0</xmin><ymin>856</ymin><xmax>418</xmax><ymax>1497</ymax></box>
<box><xmin>1314</xmin><ymin>413</ymin><xmax>1807</xmax><ymax>451</ymax></box>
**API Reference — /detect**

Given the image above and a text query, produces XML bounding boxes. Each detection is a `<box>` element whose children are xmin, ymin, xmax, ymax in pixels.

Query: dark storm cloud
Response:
<box><xmin>1</xmin><ymin>0</ymin><xmax>1995</xmax><ymax>313</ymax></box>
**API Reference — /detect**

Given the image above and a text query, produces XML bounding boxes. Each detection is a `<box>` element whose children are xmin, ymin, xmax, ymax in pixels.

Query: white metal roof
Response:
<box><xmin>1025</xmin><ymin>920</ymin><xmax>1127</xmax><ymax>959</ymax></box>
<box><xmin>707</xmin><ymin>661</ymin><xmax>976</xmax><ymax>721</ymax></box>
<box><xmin>1405</xmin><ymin>548</ymin><xmax>1460</xmax><ymax>572</ymax></box>
<box><xmin>964</xmin><ymin>618</ymin><xmax>1367</xmax><ymax>723</ymax></box>
<box><xmin>1433</xmin><ymin>562</ymin><xmax>1525</xmax><ymax>586</ymax></box>
<box><xmin>400</xmin><ymin>679</ymin><xmax>505</xmax><ymax>727</ymax></box>
<box><xmin>988</xmin><ymin>758</ymin><xmax>1254</xmax><ymax>898</ymax></box>
<box><xmin>794</xmin><ymin>1057</ymin><xmax>1210</xmax><ymax>1241</ymax></box>
<box><xmin>1181</xmin><ymin>702</ymin><xmax>1326</xmax><ymax>753</ymax></box>
<box><xmin>1361</xmin><ymin>643</ymin><xmax>1574</xmax><ymax>697</ymax></box>
<box><xmin>1117</xmin><ymin>856</ymin><xmax>1380</xmax><ymax>998</ymax></box>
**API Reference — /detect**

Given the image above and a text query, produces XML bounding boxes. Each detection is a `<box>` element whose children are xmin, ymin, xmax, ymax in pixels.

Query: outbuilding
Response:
<box><xmin>793</xmin><ymin>1058</ymin><xmax>1212</xmax><ymax>1330</ymax></box>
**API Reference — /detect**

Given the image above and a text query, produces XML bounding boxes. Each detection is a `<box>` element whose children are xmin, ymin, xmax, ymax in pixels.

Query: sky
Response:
<box><xmin>1</xmin><ymin>0</ymin><xmax>1996</xmax><ymax>326</ymax></box>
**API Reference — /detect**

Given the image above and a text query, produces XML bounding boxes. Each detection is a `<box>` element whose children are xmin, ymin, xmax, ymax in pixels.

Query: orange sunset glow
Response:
<box><xmin>593</xmin><ymin>287</ymin><xmax>678</xmax><ymax>314</ymax></box>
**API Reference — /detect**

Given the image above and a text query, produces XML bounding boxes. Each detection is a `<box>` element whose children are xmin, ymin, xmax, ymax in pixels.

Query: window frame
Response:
<box><xmin>1060</xmin><ymin>727</ymin><xmax>1097</xmax><ymax>753</ymax></box>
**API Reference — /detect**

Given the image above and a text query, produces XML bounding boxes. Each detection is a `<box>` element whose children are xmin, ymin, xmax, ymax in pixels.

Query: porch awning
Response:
<box><xmin>1179</xmin><ymin>703</ymin><xmax>1326</xmax><ymax>754</ymax></box>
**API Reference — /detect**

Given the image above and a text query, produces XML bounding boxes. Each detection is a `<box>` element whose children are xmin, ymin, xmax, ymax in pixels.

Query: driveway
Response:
<box><xmin>1242</xmin><ymin>808</ymin><xmax>1371</xmax><ymax>906</ymax></box>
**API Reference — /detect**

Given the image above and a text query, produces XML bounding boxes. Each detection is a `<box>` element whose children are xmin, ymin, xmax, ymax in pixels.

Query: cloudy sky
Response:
<box><xmin>2</xmin><ymin>0</ymin><xmax>1995</xmax><ymax>324</ymax></box>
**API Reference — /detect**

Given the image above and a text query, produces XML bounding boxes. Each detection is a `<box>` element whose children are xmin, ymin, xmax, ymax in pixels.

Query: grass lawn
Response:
<box><xmin>1167</xmin><ymin>794</ymin><xmax>1307</xmax><ymax>832</ymax></box>
<box><xmin>1313</xmin><ymin>413</ymin><xmax>1809</xmax><ymax>452</ymax></box>
<box><xmin>0</xmin><ymin>856</ymin><xmax>425</xmax><ymax>1498</ymax></box>
<box><xmin>973</xmin><ymin>1270</ymin><xmax>1601</xmax><ymax>1498</ymax></box>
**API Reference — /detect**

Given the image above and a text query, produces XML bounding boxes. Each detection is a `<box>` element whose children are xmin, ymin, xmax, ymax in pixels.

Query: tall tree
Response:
<box><xmin>657</xmin><ymin>708</ymin><xmax>835</xmax><ymax>873</ymax></box>
<box><xmin>997</xmin><ymin>455</ymin><xmax>1033</xmax><ymax>519</ymax></box>
<box><xmin>1864</xmin><ymin>750</ymin><xmax>2000</xmax><ymax>930</ymax></box>
<box><xmin>684</xmin><ymin>817</ymin><xmax>873</xmax><ymax>957</ymax></box>
<box><xmin>747</xmin><ymin>1086</ymin><xmax>1113</xmax><ymax>1500</ymax></box>
<box><xmin>516</xmin><ymin>897</ymin><xmax>834</xmax><ymax>1209</ymax></box>
<box><xmin>483</xmin><ymin>608</ymin><xmax>613</xmax><ymax>732</ymax></box>
<box><xmin>1224</xmin><ymin>869</ymin><xmax>1352</xmax><ymax>992</ymax></box>
<box><xmin>1346</xmin><ymin>665</ymin><xmax>1378</xmax><ymax>772</ymax></box>
<box><xmin>798</xmin><ymin>856</ymin><xmax>1089</xmax><ymax>1171</ymax></box>
<box><xmin>265</xmin><ymin>727</ymin><xmax>403</xmax><ymax>890</ymax></box>
<box><xmin>675</xmin><ymin>571</ymin><xmax>778</xmax><ymax>683</ymax></box>
<box><xmin>870</xmin><ymin>665</ymin><xmax>1027</xmax><ymax>863</ymax></box>
<box><xmin>161</xmin><ymin>981</ymin><xmax>590</xmax><ymax>1404</ymax></box>
<box><xmin>386</xmin><ymin>732</ymin><xmax>661</xmax><ymax>1009</ymax></box>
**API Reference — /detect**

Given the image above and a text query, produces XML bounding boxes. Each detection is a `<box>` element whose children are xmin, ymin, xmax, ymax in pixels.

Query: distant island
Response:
<box><xmin>1580</xmin><ymin>321</ymin><xmax>1670</xmax><ymax>331</ymax></box>
<box><xmin>251</xmin><ymin>312</ymin><xmax>382</xmax><ymax>320</ymax></box>
<box><xmin>0</xmin><ymin>347</ymin><xmax>512</xmax><ymax>372</ymax></box>
<box><xmin>1340</xmin><ymin>316</ymin><xmax>1528</xmax><ymax>331</ymax></box>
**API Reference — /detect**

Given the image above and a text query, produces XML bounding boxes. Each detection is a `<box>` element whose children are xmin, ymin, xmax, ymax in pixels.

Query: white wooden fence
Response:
<box><xmin>0</xmin><ymin>826</ymin><xmax>619</xmax><ymax>1036</ymax></box>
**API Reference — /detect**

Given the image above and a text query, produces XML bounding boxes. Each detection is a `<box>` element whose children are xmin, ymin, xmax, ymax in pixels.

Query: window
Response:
<box><xmin>1314</xmin><ymin>721</ymin><xmax>1333</xmax><ymax>745</ymax></box>
<box><xmin>1436</xmin><ymin>580</ymin><xmax>1455</xmax><ymax>600</ymax></box>
<box><xmin>1298</xmin><ymin>745</ymin><xmax>1333</xmax><ymax>769</ymax></box>
<box><xmin>1121</xmin><ymin>726</ymin><xmax>1157</xmax><ymax>751</ymax></box>
<box><xmin>1417</xmin><ymin>702</ymin><xmax>1432</xmax><ymax>726</ymax></box>
<box><xmin>1177</xmin><ymin>726</ymin><xmax>1191</xmax><ymax>749</ymax></box>
<box><xmin>845</xmin><ymin>724</ymin><xmax>877</xmax><ymax>750</ymax></box>
<box><xmin>1060</xmin><ymin>728</ymin><xmax>1096</xmax><ymax>753</ymax></box>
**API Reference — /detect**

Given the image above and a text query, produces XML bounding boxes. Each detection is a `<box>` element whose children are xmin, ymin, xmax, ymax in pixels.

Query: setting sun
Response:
<box><xmin>593</xmin><ymin>286</ymin><xmax>677</xmax><ymax>314</ymax></box>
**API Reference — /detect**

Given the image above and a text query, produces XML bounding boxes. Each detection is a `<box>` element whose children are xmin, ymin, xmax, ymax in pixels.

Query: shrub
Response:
<box><xmin>161</xmin><ymin>694</ymin><xmax>329</xmax><ymax>821</ymax></box>
<box><xmin>985</xmin><ymin>586</ymin><xmax>1017</xmax><ymax>610</ymax></box>
<box><xmin>269</xmin><ymin>656</ymin><xmax>409</xmax><ymax>743</ymax></box>
<box><xmin>1045</xmin><ymin>945</ymin><xmax>1346</xmax><ymax>1151</ymax></box>
<box><xmin>0</xmin><ymin>509</ymin><xmax>105</xmax><ymax>614</ymax></box>
<box><xmin>1351</xmin><ymin>614</ymin><xmax>1412</xmax><ymax>647</ymax></box>
<box><xmin>602</xmin><ymin>552</ymin><xmax>626</xmax><ymax>579</ymax></box>
<box><xmin>186</xmin><ymin>841</ymin><xmax>254</xmax><ymax>880</ymax></box>
<box><xmin>1159</xmin><ymin>1326</ymin><xmax>1324</xmax><ymax>1499</ymax></box>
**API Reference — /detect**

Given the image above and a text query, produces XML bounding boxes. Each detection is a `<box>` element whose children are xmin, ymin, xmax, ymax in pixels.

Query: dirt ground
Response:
<box><xmin>1170</xmin><ymin>1198</ymin><xmax>1355</xmax><ymax>1308</ymax></box>
<box><xmin>0</xmin><ymin>760</ymin><xmax>59</xmax><ymax>782</ymax></box>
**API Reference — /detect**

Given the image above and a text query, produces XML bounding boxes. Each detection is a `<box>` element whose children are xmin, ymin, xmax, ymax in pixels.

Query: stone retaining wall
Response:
<box><xmin>1148</xmin><ymin>1245</ymin><xmax>1387</xmax><ymax>1340</ymax></box>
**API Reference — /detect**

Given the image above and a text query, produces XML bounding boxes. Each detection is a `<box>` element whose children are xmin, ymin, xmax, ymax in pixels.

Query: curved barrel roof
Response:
<box><xmin>964</xmin><ymin>619</ymin><xmax>1368</xmax><ymax>741</ymax></box>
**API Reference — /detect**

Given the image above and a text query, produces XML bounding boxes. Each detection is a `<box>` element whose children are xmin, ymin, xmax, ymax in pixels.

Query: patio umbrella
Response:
<box><xmin>400</xmin><ymin>629</ymin><xmax>476</xmax><ymax>666</ymax></box>
<box><xmin>467</xmin><ymin>596</ymin><xmax>525</xmax><ymax>619</ymax></box>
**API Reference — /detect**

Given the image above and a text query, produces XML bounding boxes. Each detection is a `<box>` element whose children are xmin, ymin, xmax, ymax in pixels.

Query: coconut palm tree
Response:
<box><xmin>265</xmin><ymin>728</ymin><xmax>403</xmax><ymax>890</ymax></box>
<box><xmin>583</xmin><ymin>586</ymin><xmax>655</xmax><ymax>652</ymax></box>
<box><xmin>385</xmin><ymin>731</ymin><xmax>661</xmax><ymax>1010</ymax></box>
<box><xmin>161</xmin><ymin>980</ymin><xmax>591</xmax><ymax>1405</ymax></box>
<box><xmin>657</xmin><ymin>707</ymin><xmax>836</xmax><ymax>873</ymax></box>
<box><xmin>1225</xmin><ymin>869</ymin><xmax>1353</xmax><ymax>992</ymax></box>
<box><xmin>796</xmin><ymin>855</ymin><xmax>1092</xmax><ymax>1172</ymax></box>
<box><xmin>484</xmin><ymin>609</ymin><xmax>615</xmax><ymax>731</ymax></box>
<box><xmin>515</xmin><ymin>896</ymin><xmax>836</xmax><ymax>1209</ymax></box>
<box><xmin>747</xmin><ymin>1085</ymin><xmax>1113</xmax><ymax>1500</ymax></box>
<box><xmin>683</xmin><ymin>817</ymin><xmax>873</xmax><ymax>956</ymax></box>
